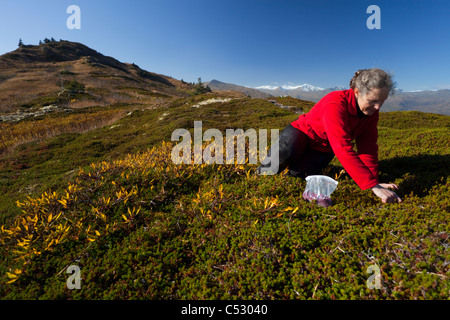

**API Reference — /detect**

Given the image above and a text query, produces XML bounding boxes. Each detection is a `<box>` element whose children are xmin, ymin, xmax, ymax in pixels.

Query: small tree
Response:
<box><xmin>18</xmin><ymin>38</ymin><xmax>24</xmax><ymax>47</ymax></box>
<box><xmin>65</xmin><ymin>80</ymin><xmax>85</xmax><ymax>93</ymax></box>
<box><xmin>193</xmin><ymin>77</ymin><xmax>211</xmax><ymax>95</ymax></box>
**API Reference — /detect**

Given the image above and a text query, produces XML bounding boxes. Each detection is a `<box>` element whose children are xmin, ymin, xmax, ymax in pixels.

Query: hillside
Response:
<box><xmin>205</xmin><ymin>79</ymin><xmax>272</xmax><ymax>99</ymax></box>
<box><xmin>0</xmin><ymin>41</ymin><xmax>449</xmax><ymax>300</ymax></box>
<box><xmin>0</xmin><ymin>40</ymin><xmax>194</xmax><ymax>115</ymax></box>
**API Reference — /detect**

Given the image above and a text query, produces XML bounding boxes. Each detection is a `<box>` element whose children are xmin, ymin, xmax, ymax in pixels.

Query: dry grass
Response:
<box><xmin>0</xmin><ymin>109</ymin><xmax>126</xmax><ymax>155</ymax></box>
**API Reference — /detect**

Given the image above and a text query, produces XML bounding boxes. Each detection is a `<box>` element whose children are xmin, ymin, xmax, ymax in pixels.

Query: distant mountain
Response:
<box><xmin>204</xmin><ymin>80</ymin><xmax>272</xmax><ymax>99</ymax></box>
<box><xmin>255</xmin><ymin>83</ymin><xmax>325</xmax><ymax>92</ymax></box>
<box><xmin>0</xmin><ymin>40</ymin><xmax>194</xmax><ymax>114</ymax></box>
<box><xmin>204</xmin><ymin>78</ymin><xmax>450</xmax><ymax>115</ymax></box>
<box><xmin>253</xmin><ymin>83</ymin><xmax>450</xmax><ymax>115</ymax></box>
<box><xmin>382</xmin><ymin>89</ymin><xmax>450</xmax><ymax>115</ymax></box>
<box><xmin>254</xmin><ymin>84</ymin><xmax>343</xmax><ymax>103</ymax></box>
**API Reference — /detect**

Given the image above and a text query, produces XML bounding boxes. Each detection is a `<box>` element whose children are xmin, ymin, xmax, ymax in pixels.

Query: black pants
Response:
<box><xmin>258</xmin><ymin>124</ymin><xmax>335</xmax><ymax>178</ymax></box>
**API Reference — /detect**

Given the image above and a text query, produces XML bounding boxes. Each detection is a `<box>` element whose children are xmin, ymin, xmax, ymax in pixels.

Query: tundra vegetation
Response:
<box><xmin>0</xmin><ymin>93</ymin><xmax>448</xmax><ymax>300</ymax></box>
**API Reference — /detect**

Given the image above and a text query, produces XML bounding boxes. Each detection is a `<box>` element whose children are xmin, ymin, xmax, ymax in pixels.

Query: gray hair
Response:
<box><xmin>349</xmin><ymin>68</ymin><xmax>395</xmax><ymax>95</ymax></box>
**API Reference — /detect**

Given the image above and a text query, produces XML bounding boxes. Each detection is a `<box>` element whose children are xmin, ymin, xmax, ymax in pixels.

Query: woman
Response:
<box><xmin>258</xmin><ymin>68</ymin><xmax>402</xmax><ymax>204</ymax></box>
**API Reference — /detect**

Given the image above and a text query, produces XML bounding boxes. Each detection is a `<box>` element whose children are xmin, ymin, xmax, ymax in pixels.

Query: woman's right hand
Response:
<box><xmin>371</xmin><ymin>183</ymin><xmax>402</xmax><ymax>203</ymax></box>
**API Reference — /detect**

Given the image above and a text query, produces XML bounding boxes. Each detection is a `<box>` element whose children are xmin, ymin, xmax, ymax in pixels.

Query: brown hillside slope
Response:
<box><xmin>0</xmin><ymin>40</ymin><xmax>193</xmax><ymax>114</ymax></box>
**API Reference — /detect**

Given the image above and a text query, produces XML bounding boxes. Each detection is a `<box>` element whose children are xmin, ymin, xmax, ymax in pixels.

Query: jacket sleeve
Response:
<box><xmin>322</xmin><ymin>102</ymin><xmax>379</xmax><ymax>190</ymax></box>
<box><xmin>355</xmin><ymin>112</ymin><xmax>379</xmax><ymax>182</ymax></box>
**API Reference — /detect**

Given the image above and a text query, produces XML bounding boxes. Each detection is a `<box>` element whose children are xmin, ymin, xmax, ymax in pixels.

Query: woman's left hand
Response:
<box><xmin>371</xmin><ymin>183</ymin><xmax>402</xmax><ymax>203</ymax></box>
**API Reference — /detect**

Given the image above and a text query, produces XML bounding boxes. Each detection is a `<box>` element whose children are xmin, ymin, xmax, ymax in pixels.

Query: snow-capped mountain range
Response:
<box><xmin>254</xmin><ymin>83</ymin><xmax>325</xmax><ymax>92</ymax></box>
<box><xmin>205</xmin><ymin>79</ymin><xmax>450</xmax><ymax>115</ymax></box>
<box><xmin>254</xmin><ymin>83</ymin><xmax>450</xmax><ymax>115</ymax></box>
<box><xmin>254</xmin><ymin>83</ymin><xmax>442</xmax><ymax>94</ymax></box>
<box><xmin>252</xmin><ymin>83</ymin><xmax>347</xmax><ymax>105</ymax></box>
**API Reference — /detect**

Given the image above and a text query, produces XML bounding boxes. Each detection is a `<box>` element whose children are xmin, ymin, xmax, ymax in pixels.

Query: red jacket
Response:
<box><xmin>291</xmin><ymin>89</ymin><xmax>379</xmax><ymax>190</ymax></box>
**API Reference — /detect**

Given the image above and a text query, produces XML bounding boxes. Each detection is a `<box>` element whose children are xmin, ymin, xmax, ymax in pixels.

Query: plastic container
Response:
<box><xmin>302</xmin><ymin>175</ymin><xmax>338</xmax><ymax>208</ymax></box>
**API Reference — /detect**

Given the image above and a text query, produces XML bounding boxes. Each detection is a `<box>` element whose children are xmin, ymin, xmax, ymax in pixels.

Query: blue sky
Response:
<box><xmin>1</xmin><ymin>0</ymin><xmax>449</xmax><ymax>91</ymax></box>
